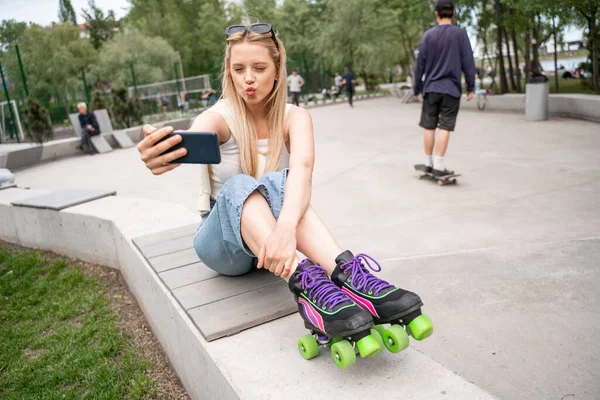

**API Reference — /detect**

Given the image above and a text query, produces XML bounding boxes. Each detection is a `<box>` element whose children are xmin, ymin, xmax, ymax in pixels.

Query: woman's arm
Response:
<box><xmin>186</xmin><ymin>110</ymin><xmax>230</xmax><ymax>143</ymax></box>
<box><xmin>137</xmin><ymin>110</ymin><xmax>229</xmax><ymax>175</ymax></box>
<box><xmin>277</xmin><ymin>106</ymin><xmax>315</xmax><ymax>229</ymax></box>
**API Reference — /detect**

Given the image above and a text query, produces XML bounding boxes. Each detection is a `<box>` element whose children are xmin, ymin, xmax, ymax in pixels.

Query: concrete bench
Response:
<box><xmin>69</xmin><ymin>111</ymin><xmax>113</xmax><ymax>154</ymax></box>
<box><xmin>132</xmin><ymin>224</ymin><xmax>296</xmax><ymax>341</ymax></box>
<box><xmin>11</xmin><ymin>188</ymin><xmax>116</xmax><ymax>211</ymax></box>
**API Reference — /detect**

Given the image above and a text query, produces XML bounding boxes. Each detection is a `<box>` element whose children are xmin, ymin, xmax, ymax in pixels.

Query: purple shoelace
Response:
<box><xmin>297</xmin><ymin>261</ymin><xmax>349</xmax><ymax>312</ymax></box>
<box><xmin>340</xmin><ymin>253</ymin><xmax>393</xmax><ymax>296</ymax></box>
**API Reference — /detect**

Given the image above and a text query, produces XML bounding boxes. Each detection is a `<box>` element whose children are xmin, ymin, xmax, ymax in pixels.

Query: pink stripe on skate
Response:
<box><xmin>298</xmin><ymin>298</ymin><xmax>324</xmax><ymax>332</ymax></box>
<box><xmin>342</xmin><ymin>286</ymin><xmax>380</xmax><ymax>318</ymax></box>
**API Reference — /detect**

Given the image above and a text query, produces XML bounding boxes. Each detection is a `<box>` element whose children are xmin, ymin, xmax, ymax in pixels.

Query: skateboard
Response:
<box><xmin>414</xmin><ymin>164</ymin><xmax>460</xmax><ymax>186</ymax></box>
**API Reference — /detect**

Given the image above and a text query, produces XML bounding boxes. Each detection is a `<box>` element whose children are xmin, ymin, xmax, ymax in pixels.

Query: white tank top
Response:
<box><xmin>206</xmin><ymin>99</ymin><xmax>292</xmax><ymax>200</ymax></box>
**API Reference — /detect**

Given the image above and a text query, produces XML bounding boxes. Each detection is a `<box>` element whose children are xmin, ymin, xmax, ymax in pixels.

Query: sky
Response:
<box><xmin>0</xmin><ymin>0</ymin><xmax>131</xmax><ymax>26</ymax></box>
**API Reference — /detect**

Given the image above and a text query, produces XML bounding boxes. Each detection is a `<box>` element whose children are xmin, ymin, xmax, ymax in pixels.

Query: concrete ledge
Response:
<box><xmin>5</xmin><ymin>145</ymin><xmax>43</xmax><ymax>170</ymax></box>
<box><xmin>0</xmin><ymin>187</ymin><xmax>497</xmax><ymax>400</ymax></box>
<box><xmin>459</xmin><ymin>93</ymin><xmax>600</xmax><ymax>122</ymax></box>
<box><xmin>1</xmin><ymin>96</ymin><xmax>391</xmax><ymax>172</ymax></box>
<box><xmin>40</xmin><ymin>137</ymin><xmax>81</xmax><ymax>163</ymax></box>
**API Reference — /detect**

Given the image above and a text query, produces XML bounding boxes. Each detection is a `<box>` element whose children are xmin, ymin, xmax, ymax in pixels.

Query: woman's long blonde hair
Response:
<box><xmin>222</xmin><ymin>18</ymin><xmax>288</xmax><ymax>177</ymax></box>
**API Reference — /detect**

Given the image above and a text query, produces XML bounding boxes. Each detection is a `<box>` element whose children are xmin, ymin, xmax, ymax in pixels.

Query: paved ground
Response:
<box><xmin>14</xmin><ymin>98</ymin><xmax>600</xmax><ymax>400</ymax></box>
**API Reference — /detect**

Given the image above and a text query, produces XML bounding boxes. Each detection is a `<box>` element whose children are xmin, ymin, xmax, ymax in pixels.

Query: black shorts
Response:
<box><xmin>419</xmin><ymin>92</ymin><xmax>461</xmax><ymax>131</ymax></box>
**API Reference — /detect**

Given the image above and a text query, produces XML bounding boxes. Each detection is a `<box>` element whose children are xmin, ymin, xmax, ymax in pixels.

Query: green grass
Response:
<box><xmin>476</xmin><ymin>77</ymin><xmax>598</xmax><ymax>95</ymax></box>
<box><xmin>0</xmin><ymin>245</ymin><xmax>156</xmax><ymax>400</ymax></box>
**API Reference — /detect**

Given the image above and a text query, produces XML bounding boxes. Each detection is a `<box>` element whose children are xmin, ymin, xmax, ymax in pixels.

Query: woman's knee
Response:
<box><xmin>194</xmin><ymin>234</ymin><xmax>254</xmax><ymax>276</ymax></box>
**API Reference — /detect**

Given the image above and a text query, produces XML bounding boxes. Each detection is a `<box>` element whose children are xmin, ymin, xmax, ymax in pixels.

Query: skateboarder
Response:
<box><xmin>137</xmin><ymin>19</ymin><xmax>431</xmax><ymax>365</ymax></box>
<box><xmin>413</xmin><ymin>0</ymin><xmax>475</xmax><ymax>177</ymax></box>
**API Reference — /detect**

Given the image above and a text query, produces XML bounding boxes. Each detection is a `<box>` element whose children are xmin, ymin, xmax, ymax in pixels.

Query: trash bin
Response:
<box><xmin>525</xmin><ymin>73</ymin><xmax>549</xmax><ymax>121</ymax></box>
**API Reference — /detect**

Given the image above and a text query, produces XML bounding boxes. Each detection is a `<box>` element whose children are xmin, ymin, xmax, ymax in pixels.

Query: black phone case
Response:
<box><xmin>158</xmin><ymin>131</ymin><xmax>221</xmax><ymax>164</ymax></box>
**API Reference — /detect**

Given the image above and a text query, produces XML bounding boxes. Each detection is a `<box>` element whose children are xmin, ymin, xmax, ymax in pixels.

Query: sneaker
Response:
<box><xmin>432</xmin><ymin>168</ymin><xmax>454</xmax><ymax>177</ymax></box>
<box><xmin>415</xmin><ymin>164</ymin><xmax>433</xmax><ymax>173</ymax></box>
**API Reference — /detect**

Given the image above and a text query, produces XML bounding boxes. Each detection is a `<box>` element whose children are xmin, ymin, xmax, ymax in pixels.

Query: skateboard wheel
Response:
<box><xmin>331</xmin><ymin>340</ymin><xmax>356</xmax><ymax>369</ymax></box>
<box><xmin>408</xmin><ymin>314</ymin><xmax>433</xmax><ymax>341</ymax></box>
<box><xmin>382</xmin><ymin>325</ymin><xmax>410</xmax><ymax>353</ymax></box>
<box><xmin>437</xmin><ymin>180</ymin><xmax>444</xmax><ymax>186</ymax></box>
<box><xmin>298</xmin><ymin>334</ymin><xmax>319</xmax><ymax>360</ymax></box>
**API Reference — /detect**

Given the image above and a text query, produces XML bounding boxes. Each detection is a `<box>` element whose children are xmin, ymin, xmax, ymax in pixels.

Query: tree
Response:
<box><xmin>317</xmin><ymin>0</ymin><xmax>401</xmax><ymax>90</ymax></box>
<box><xmin>59</xmin><ymin>0</ymin><xmax>78</xmax><ymax>25</ymax></box>
<box><xmin>111</xmin><ymin>87</ymin><xmax>142</xmax><ymax>128</ymax></box>
<box><xmin>91</xmin><ymin>26</ymin><xmax>178</xmax><ymax>87</ymax></box>
<box><xmin>0</xmin><ymin>20</ymin><xmax>28</xmax><ymax>51</ymax></box>
<box><xmin>90</xmin><ymin>90</ymin><xmax>108</xmax><ymax>111</ymax></box>
<box><xmin>23</xmin><ymin>98</ymin><xmax>53</xmax><ymax>144</ymax></box>
<box><xmin>569</xmin><ymin>0</ymin><xmax>600</xmax><ymax>93</ymax></box>
<box><xmin>2</xmin><ymin>23</ymin><xmax>97</xmax><ymax>115</ymax></box>
<box><xmin>127</xmin><ymin>0</ymin><xmax>223</xmax><ymax>77</ymax></box>
<box><xmin>81</xmin><ymin>0</ymin><xmax>118</xmax><ymax>49</ymax></box>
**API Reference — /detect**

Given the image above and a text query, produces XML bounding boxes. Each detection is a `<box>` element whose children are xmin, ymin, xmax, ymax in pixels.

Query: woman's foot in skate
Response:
<box><xmin>289</xmin><ymin>259</ymin><xmax>383</xmax><ymax>367</ymax></box>
<box><xmin>330</xmin><ymin>251</ymin><xmax>433</xmax><ymax>348</ymax></box>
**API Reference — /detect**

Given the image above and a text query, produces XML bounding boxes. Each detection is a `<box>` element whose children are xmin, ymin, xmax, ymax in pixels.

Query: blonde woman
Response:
<box><xmin>137</xmin><ymin>20</ymin><xmax>432</xmax><ymax>366</ymax></box>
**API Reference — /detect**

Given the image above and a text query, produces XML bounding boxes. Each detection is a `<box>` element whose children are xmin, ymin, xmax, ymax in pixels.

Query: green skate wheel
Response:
<box><xmin>369</xmin><ymin>329</ymin><xmax>385</xmax><ymax>357</ymax></box>
<box><xmin>327</xmin><ymin>336</ymin><xmax>343</xmax><ymax>348</ymax></box>
<box><xmin>372</xmin><ymin>324</ymin><xmax>386</xmax><ymax>336</ymax></box>
<box><xmin>298</xmin><ymin>334</ymin><xmax>319</xmax><ymax>360</ymax></box>
<box><xmin>382</xmin><ymin>325</ymin><xmax>410</xmax><ymax>353</ymax></box>
<box><xmin>330</xmin><ymin>340</ymin><xmax>356</xmax><ymax>369</ymax></box>
<box><xmin>356</xmin><ymin>333</ymin><xmax>382</xmax><ymax>358</ymax></box>
<box><xmin>408</xmin><ymin>314</ymin><xmax>433</xmax><ymax>341</ymax></box>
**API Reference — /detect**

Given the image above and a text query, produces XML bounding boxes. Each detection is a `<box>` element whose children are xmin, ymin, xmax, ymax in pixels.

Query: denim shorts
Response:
<box><xmin>193</xmin><ymin>169</ymin><xmax>289</xmax><ymax>276</ymax></box>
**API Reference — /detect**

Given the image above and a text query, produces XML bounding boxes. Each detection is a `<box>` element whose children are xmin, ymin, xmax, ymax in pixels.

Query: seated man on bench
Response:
<box><xmin>76</xmin><ymin>102</ymin><xmax>101</xmax><ymax>154</ymax></box>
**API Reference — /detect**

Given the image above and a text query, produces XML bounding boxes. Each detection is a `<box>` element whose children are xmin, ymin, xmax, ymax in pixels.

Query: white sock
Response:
<box><xmin>433</xmin><ymin>155</ymin><xmax>445</xmax><ymax>171</ymax></box>
<box><xmin>424</xmin><ymin>155</ymin><xmax>433</xmax><ymax>167</ymax></box>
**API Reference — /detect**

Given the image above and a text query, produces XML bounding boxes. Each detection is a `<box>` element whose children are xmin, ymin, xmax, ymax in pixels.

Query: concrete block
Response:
<box><xmin>94</xmin><ymin>109</ymin><xmax>114</xmax><ymax>133</ymax></box>
<box><xmin>40</xmin><ymin>138</ymin><xmax>81</xmax><ymax>162</ymax></box>
<box><xmin>90</xmin><ymin>135</ymin><xmax>113</xmax><ymax>153</ymax></box>
<box><xmin>11</xmin><ymin>188</ymin><xmax>116</xmax><ymax>210</ymax></box>
<box><xmin>5</xmin><ymin>145</ymin><xmax>43</xmax><ymax>170</ymax></box>
<box><xmin>125</xmin><ymin>127</ymin><xmax>144</xmax><ymax>143</ymax></box>
<box><xmin>0</xmin><ymin>153</ymin><xmax>6</xmax><ymax>168</ymax></box>
<box><xmin>112</xmin><ymin>130</ymin><xmax>135</xmax><ymax>148</ymax></box>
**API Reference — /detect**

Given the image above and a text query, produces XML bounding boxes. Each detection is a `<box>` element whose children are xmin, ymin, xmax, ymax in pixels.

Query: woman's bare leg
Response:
<box><xmin>241</xmin><ymin>192</ymin><xmax>343</xmax><ymax>278</ymax></box>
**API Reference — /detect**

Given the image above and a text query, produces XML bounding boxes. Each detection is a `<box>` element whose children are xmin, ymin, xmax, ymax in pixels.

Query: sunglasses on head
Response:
<box><xmin>225</xmin><ymin>23</ymin><xmax>279</xmax><ymax>50</ymax></box>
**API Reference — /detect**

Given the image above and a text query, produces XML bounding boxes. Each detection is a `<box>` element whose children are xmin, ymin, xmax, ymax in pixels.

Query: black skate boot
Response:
<box><xmin>290</xmin><ymin>259</ymin><xmax>383</xmax><ymax>368</ymax></box>
<box><xmin>331</xmin><ymin>251</ymin><xmax>433</xmax><ymax>353</ymax></box>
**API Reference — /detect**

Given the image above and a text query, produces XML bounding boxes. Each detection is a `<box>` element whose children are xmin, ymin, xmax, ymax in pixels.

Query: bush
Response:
<box><xmin>91</xmin><ymin>90</ymin><xmax>109</xmax><ymax>113</ymax></box>
<box><xmin>23</xmin><ymin>98</ymin><xmax>53</xmax><ymax>144</ymax></box>
<box><xmin>111</xmin><ymin>87</ymin><xmax>142</xmax><ymax>128</ymax></box>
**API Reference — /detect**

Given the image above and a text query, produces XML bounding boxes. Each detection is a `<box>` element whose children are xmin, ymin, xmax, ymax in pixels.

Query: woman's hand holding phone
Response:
<box><xmin>137</xmin><ymin>124</ymin><xmax>187</xmax><ymax>175</ymax></box>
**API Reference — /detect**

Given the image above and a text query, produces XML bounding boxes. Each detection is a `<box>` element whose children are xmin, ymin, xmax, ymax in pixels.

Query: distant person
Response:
<box><xmin>287</xmin><ymin>69</ymin><xmax>304</xmax><ymax>106</ymax></box>
<box><xmin>341</xmin><ymin>67</ymin><xmax>357</xmax><ymax>107</ymax></box>
<box><xmin>413</xmin><ymin>0</ymin><xmax>475</xmax><ymax>178</ymax></box>
<box><xmin>160</xmin><ymin>92</ymin><xmax>169</xmax><ymax>114</ymax></box>
<box><xmin>76</xmin><ymin>102</ymin><xmax>100</xmax><ymax>155</ymax></box>
<box><xmin>334</xmin><ymin>72</ymin><xmax>343</xmax><ymax>98</ymax></box>
<box><xmin>183</xmin><ymin>91</ymin><xmax>190</xmax><ymax>112</ymax></box>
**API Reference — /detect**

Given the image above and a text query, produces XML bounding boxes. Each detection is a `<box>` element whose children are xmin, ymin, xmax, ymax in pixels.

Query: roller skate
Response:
<box><xmin>290</xmin><ymin>259</ymin><xmax>383</xmax><ymax>369</ymax></box>
<box><xmin>331</xmin><ymin>251</ymin><xmax>433</xmax><ymax>354</ymax></box>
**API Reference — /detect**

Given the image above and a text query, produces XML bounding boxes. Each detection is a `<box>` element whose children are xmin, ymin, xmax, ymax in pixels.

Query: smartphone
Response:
<box><xmin>158</xmin><ymin>131</ymin><xmax>221</xmax><ymax>164</ymax></box>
